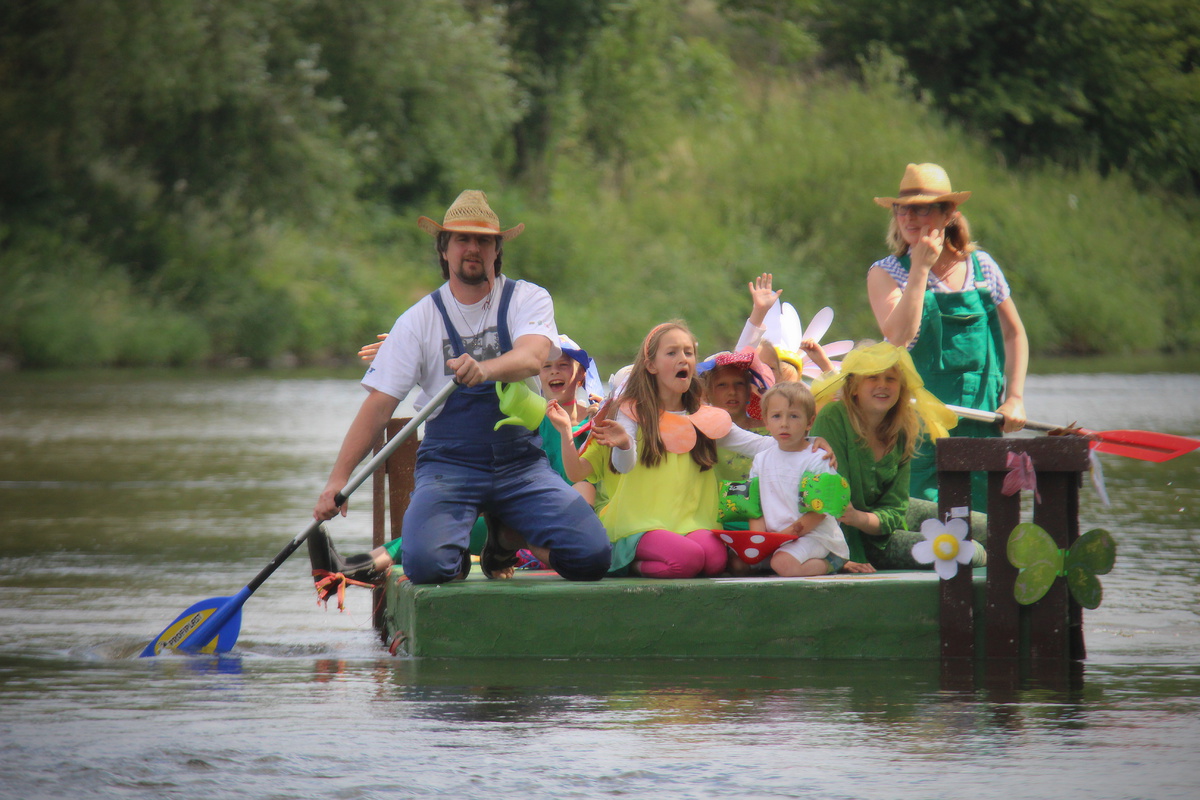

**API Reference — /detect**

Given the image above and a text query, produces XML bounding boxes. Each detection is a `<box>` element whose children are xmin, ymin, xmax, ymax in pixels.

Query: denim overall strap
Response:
<box><xmin>424</xmin><ymin>279</ymin><xmax>530</xmax><ymax>444</ymax></box>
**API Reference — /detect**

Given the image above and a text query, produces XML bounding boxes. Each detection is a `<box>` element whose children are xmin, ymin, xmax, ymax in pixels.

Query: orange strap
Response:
<box><xmin>312</xmin><ymin>570</ymin><xmax>375</xmax><ymax>612</ymax></box>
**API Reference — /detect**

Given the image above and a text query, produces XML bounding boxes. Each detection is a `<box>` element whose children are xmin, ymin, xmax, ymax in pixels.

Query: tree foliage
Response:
<box><xmin>291</xmin><ymin>0</ymin><xmax>518</xmax><ymax>204</ymax></box>
<box><xmin>0</xmin><ymin>0</ymin><xmax>1197</xmax><ymax>368</ymax></box>
<box><xmin>809</xmin><ymin>0</ymin><xmax>1200</xmax><ymax>193</ymax></box>
<box><xmin>503</xmin><ymin>0</ymin><xmax>613</xmax><ymax>185</ymax></box>
<box><xmin>0</xmin><ymin>0</ymin><xmax>351</xmax><ymax>221</ymax></box>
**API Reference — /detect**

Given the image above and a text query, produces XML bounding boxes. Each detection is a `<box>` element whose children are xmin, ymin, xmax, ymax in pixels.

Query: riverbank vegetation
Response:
<box><xmin>2</xmin><ymin>0</ymin><xmax>1198</xmax><ymax>369</ymax></box>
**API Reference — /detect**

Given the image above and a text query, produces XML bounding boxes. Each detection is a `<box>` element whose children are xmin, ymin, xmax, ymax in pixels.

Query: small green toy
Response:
<box><xmin>494</xmin><ymin>381</ymin><xmax>547</xmax><ymax>431</ymax></box>
<box><xmin>800</xmin><ymin>472</ymin><xmax>851</xmax><ymax>517</ymax></box>
<box><xmin>718</xmin><ymin>479</ymin><xmax>761</xmax><ymax>524</ymax></box>
<box><xmin>1007</xmin><ymin>523</ymin><xmax>1116</xmax><ymax>609</ymax></box>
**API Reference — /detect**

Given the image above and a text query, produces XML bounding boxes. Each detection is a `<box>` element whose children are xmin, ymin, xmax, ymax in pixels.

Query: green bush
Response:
<box><xmin>0</xmin><ymin>229</ymin><xmax>211</xmax><ymax>367</ymax></box>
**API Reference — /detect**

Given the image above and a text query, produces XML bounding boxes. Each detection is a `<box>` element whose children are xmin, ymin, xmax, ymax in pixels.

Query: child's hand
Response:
<box><xmin>842</xmin><ymin>561</ymin><xmax>877</xmax><ymax>574</ymax></box>
<box><xmin>546</xmin><ymin>400</ymin><xmax>572</xmax><ymax>434</ymax></box>
<box><xmin>592</xmin><ymin>418</ymin><xmax>633</xmax><ymax>451</ymax></box>
<box><xmin>799</xmin><ymin>338</ymin><xmax>835</xmax><ymax>374</ymax></box>
<box><xmin>836</xmin><ymin>500</ymin><xmax>856</xmax><ymax>526</ymax></box>
<box><xmin>748</xmin><ymin>273</ymin><xmax>782</xmax><ymax>326</ymax></box>
<box><xmin>809</xmin><ymin>436</ymin><xmax>838</xmax><ymax>469</ymax></box>
<box><xmin>358</xmin><ymin>333</ymin><xmax>388</xmax><ymax>362</ymax></box>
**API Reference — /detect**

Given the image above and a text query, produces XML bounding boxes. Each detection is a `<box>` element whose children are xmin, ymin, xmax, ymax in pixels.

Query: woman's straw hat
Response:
<box><xmin>417</xmin><ymin>190</ymin><xmax>525</xmax><ymax>241</ymax></box>
<box><xmin>873</xmin><ymin>163</ymin><xmax>971</xmax><ymax>208</ymax></box>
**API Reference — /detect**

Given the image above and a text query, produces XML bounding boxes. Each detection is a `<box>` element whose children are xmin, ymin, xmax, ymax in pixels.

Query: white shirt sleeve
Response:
<box><xmin>361</xmin><ymin>296</ymin><xmax>436</xmax><ymax>405</ymax></box>
<box><xmin>716</xmin><ymin>424</ymin><xmax>774</xmax><ymax>456</ymax></box>
<box><xmin>735</xmin><ymin>319</ymin><xmax>765</xmax><ymax>353</ymax></box>
<box><xmin>609</xmin><ymin>409</ymin><xmax>639</xmax><ymax>474</ymax></box>
<box><xmin>510</xmin><ymin>280</ymin><xmax>560</xmax><ymax>357</ymax></box>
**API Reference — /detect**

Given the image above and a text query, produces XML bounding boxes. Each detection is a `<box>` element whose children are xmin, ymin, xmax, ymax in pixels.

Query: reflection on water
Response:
<box><xmin>1</xmin><ymin>370</ymin><xmax>1198</xmax><ymax>799</ymax></box>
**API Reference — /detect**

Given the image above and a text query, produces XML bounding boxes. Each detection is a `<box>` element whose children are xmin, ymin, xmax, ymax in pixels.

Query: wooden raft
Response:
<box><xmin>366</xmin><ymin>418</ymin><xmax>1092</xmax><ymax>661</ymax></box>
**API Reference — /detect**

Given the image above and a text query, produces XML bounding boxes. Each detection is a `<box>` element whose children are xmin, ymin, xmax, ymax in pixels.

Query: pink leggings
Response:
<box><xmin>634</xmin><ymin>529</ymin><xmax>727</xmax><ymax>578</ymax></box>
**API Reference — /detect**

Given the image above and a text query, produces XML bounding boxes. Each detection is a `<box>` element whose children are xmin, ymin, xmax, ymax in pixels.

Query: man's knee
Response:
<box><xmin>401</xmin><ymin>542</ymin><xmax>468</xmax><ymax>585</ymax></box>
<box><xmin>555</xmin><ymin>504</ymin><xmax>612</xmax><ymax>580</ymax></box>
<box><xmin>549</xmin><ymin>541</ymin><xmax>612</xmax><ymax>581</ymax></box>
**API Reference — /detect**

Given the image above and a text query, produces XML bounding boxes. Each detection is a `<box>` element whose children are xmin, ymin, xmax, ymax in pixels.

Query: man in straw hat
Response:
<box><xmin>311</xmin><ymin>190</ymin><xmax>612</xmax><ymax>585</ymax></box>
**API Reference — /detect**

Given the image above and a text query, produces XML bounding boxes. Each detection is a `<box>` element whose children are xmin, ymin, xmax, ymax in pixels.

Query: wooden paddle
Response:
<box><xmin>945</xmin><ymin>404</ymin><xmax>1200</xmax><ymax>463</ymax></box>
<box><xmin>141</xmin><ymin>380</ymin><xmax>458</xmax><ymax>657</ymax></box>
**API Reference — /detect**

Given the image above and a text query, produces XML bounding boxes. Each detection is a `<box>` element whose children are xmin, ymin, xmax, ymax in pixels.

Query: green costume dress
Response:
<box><xmin>810</xmin><ymin>401</ymin><xmax>910</xmax><ymax>565</ymax></box>
<box><xmin>811</xmin><ymin>400</ymin><xmax>988</xmax><ymax>570</ymax></box>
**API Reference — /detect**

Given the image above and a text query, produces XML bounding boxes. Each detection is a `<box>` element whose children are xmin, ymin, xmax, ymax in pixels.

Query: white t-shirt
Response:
<box><xmin>750</xmin><ymin>446</ymin><xmax>849</xmax><ymax>559</ymax></box>
<box><xmin>362</xmin><ymin>276</ymin><xmax>559</xmax><ymax>419</ymax></box>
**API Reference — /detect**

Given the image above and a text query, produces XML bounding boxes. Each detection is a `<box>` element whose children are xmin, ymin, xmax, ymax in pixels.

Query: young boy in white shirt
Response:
<box><xmin>750</xmin><ymin>381</ymin><xmax>850</xmax><ymax>577</ymax></box>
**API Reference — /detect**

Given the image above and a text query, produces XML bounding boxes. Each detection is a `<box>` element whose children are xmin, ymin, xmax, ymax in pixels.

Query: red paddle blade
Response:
<box><xmin>1090</xmin><ymin>429</ymin><xmax>1200</xmax><ymax>463</ymax></box>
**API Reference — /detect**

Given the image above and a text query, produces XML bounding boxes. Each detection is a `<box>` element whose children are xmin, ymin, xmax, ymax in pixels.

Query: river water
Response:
<box><xmin>1</xmin><ymin>370</ymin><xmax>1198</xmax><ymax>799</ymax></box>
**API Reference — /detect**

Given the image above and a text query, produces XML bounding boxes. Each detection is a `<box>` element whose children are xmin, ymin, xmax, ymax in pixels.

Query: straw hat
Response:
<box><xmin>417</xmin><ymin>190</ymin><xmax>525</xmax><ymax>241</ymax></box>
<box><xmin>873</xmin><ymin>163</ymin><xmax>971</xmax><ymax>208</ymax></box>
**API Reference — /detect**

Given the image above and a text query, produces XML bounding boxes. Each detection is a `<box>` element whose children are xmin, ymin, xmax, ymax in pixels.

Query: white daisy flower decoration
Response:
<box><xmin>912</xmin><ymin>517</ymin><xmax>974</xmax><ymax>580</ymax></box>
<box><xmin>764</xmin><ymin>302</ymin><xmax>854</xmax><ymax>381</ymax></box>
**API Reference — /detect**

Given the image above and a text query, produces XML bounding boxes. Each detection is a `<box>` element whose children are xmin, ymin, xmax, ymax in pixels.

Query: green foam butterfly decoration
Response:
<box><xmin>1007</xmin><ymin>523</ymin><xmax>1116</xmax><ymax>609</ymax></box>
<box><xmin>718</xmin><ymin>478</ymin><xmax>761</xmax><ymax>524</ymax></box>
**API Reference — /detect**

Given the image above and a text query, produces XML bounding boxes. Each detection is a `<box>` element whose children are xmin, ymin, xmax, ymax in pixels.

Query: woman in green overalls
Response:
<box><xmin>866</xmin><ymin>163</ymin><xmax>1029</xmax><ymax>510</ymax></box>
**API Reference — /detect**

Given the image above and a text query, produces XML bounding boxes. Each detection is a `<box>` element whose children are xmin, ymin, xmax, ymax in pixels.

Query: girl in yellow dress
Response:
<box><xmin>584</xmin><ymin>321</ymin><xmax>784</xmax><ymax>577</ymax></box>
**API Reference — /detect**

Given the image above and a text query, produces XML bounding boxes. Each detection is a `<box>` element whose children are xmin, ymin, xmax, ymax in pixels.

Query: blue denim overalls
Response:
<box><xmin>399</xmin><ymin>280</ymin><xmax>611</xmax><ymax>583</ymax></box>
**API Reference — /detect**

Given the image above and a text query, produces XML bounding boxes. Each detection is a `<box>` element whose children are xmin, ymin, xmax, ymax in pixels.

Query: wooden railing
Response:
<box><xmin>937</xmin><ymin>436</ymin><xmax>1092</xmax><ymax>665</ymax></box>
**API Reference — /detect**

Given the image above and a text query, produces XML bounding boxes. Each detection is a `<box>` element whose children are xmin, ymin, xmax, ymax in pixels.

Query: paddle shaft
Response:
<box><xmin>332</xmin><ymin>379</ymin><xmax>458</xmax><ymax>507</ymax></box>
<box><xmin>945</xmin><ymin>404</ymin><xmax>1068</xmax><ymax>434</ymax></box>
<box><xmin>247</xmin><ymin>380</ymin><xmax>458</xmax><ymax>596</ymax></box>
<box><xmin>157</xmin><ymin>380</ymin><xmax>458</xmax><ymax>655</ymax></box>
<box><xmin>944</xmin><ymin>403</ymin><xmax>1200</xmax><ymax>463</ymax></box>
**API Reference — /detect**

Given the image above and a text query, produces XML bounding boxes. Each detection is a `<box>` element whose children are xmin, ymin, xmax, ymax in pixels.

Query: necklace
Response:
<box><xmin>452</xmin><ymin>280</ymin><xmax>496</xmax><ymax>340</ymax></box>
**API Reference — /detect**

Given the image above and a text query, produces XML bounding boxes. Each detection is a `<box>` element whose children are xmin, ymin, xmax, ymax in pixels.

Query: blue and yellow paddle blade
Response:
<box><xmin>1064</xmin><ymin>528</ymin><xmax>1116</xmax><ymax>610</ymax></box>
<box><xmin>1007</xmin><ymin>522</ymin><xmax>1063</xmax><ymax>605</ymax></box>
<box><xmin>140</xmin><ymin>596</ymin><xmax>243</xmax><ymax>657</ymax></box>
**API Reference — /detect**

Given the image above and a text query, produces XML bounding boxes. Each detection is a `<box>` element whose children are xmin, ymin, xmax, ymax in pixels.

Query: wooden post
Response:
<box><xmin>937</xmin><ymin>436</ymin><xmax>1091</xmax><ymax>664</ymax></box>
<box><xmin>936</xmin><ymin>460</ymin><xmax>975</xmax><ymax>661</ymax></box>
<box><xmin>372</xmin><ymin>417</ymin><xmax>418</xmax><ymax>632</ymax></box>
<box><xmin>385</xmin><ymin>417</ymin><xmax>418</xmax><ymax>543</ymax></box>
<box><xmin>372</xmin><ymin>431</ymin><xmax>387</xmax><ymax>551</ymax></box>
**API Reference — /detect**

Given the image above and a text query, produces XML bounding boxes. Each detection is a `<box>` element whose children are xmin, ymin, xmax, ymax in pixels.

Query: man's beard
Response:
<box><xmin>454</xmin><ymin>262</ymin><xmax>490</xmax><ymax>286</ymax></box>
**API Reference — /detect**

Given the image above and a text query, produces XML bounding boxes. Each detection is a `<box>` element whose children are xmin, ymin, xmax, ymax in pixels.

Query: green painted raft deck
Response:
<box><xmin>379</xmin><ymin>568</ymin><xmax>987</xmax><ymax>659</ymax></box>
